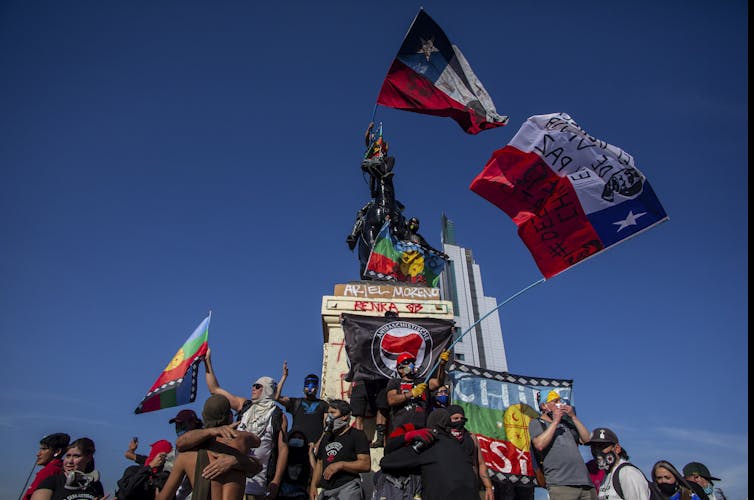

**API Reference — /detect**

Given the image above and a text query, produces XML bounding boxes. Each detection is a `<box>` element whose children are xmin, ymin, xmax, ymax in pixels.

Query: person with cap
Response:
<box><xmin>115</xmin><ymin>440</ymin><xmax>173</xmax><ymax>500</ymax></box>
<box><xmin>652</xmin><ymin>460</ymin><xmax>701</xmax><ymax>500</ymax></box>
<box><xmin>275</xmin><ymin>361</ymin><xmax>328</xmax><ymax>446</ymax></box>
<box><xmin>125</xmin><ymin>408</ymin><xmax>203</xmax><ymax>500</ymax></box>
<box><xmin>309</xmin><ymin>399</ymin><xmax>370</xmax><ymax>500</ymax></box>
<box><xmin>203</xmin><ymin>347</ymin><xmax>289</xmax><ymax>499</ymax></box>
<box><xmin>22</xmin><ymin>433</ymin><xmax>71</xmax><ymax>500</ymax></box>
<box><xmin>162</xmin><ymin>394</ymin><xmax>262</xmax><ymax>500</ymax></box>
<box><xmin>587</xmin><ymin>427</ymin><xmax>651</xmax><ymax>499</ymax></box>
<box><xmin>447</xmin><ymin>405</ymin><xmax>496</xmax><ymax>500</ymax></box>
<box><xmin>683</xmin><ymin>462</ymin><xmax>727</xmax><ymax>500</ymax></box>
<box><xmin>385</xmin><ymin>350</ymin><xmax>450</xmax><ymax>437</ymax></box>
<box><xmin>529</xmin><ymin>390</ymin><xmax>595</xmax><ymax>499</ymax></box>
<box><xmin>379</xmin><ymin>408</ymin><xmax>479</xmax><ymax>500</ymax></box>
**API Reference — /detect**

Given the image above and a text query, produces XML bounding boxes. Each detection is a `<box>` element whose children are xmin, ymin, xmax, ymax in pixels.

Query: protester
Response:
<box><xmin>430</xmin><ymin>384</ymin><xmax>450</xmax><ymax>411</ymax></box>
<box><xmin>125</xmin><ymin>408</ymin><xmax>203</xmax><ymax>500</ymax></box>
<box><xmin>309</xmin><ymin>400</ymin><xmax>371</xmax><ymax>500</ymax></box>
<box><xmin>275</xmin><ymin>361</ymin><xmax>328</xmax><ymax>445</ymax></box>
<box><xmin>204</xmin><ymin>348</ymin><xmax>289</xmax><ymax>499</ymax></box>
<box><xmin>652</xmin><ymin>460</ymin><xmax>701</xmax><ymax>500</ymax></box>
<box><xmin>31</xmin><ymin>437</ymin><xmax>105</xmax><ymax>500</ymax></box>
<box><xmin>278</xmin><ymin>430</ymin><xmax>313</xmax><ymax>500</ymax></box>
<box><xmin>116</xmin><ymin>440</ymin><xmax>172</xmax><ymax>500</ymax></box>
<box><xmin>587</xmin><ymin>427</ymin><xmax>650</xmax><ymax>500</ymax></box>
<box><xmin>683</xmin><ymin>462</ymin><xmax>727</xmax><ymax>500</ymax></box>
<box><xmin>348</xmin><ymin>377</ymin><xmax>389</xmax><ymax>448</ymax></box>
<box><xmin>23</xmin><ymin>433</ymin><xmax>71</xmax><ymax>500</ymax></box>
<box><xmin>529</xmin><ymin>390</ymin><xmax>595</xmax><ymax>500</ymax></box>
<box><xmin>161</xmin><ymin>394</ymin><xmax>262</xmax><ymax>500</ymax></box>
<box><xmin>385</xmin><ymin>350</ymin><xmax>449</xmax><ymax>434</ymax></box>
<box><xmin>379</xmin><ymin>408</ymin><xmax>478</xmax><ymax>500</ymax></box>
<box><xmin>446</xmin><ymin>405</ymin><xmax>495</xmax><ymax>500</ymax></box>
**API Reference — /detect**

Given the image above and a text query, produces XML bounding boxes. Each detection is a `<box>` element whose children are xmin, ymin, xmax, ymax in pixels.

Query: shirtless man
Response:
<box><xmin>158</xmin><ymin>394</ymin><xmax>262</xmax><ymax>500</ymax></box>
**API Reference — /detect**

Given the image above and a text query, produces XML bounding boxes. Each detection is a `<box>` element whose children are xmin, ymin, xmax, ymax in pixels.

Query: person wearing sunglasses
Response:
<box><xmin>386</xmin><ymin>350</ymin><xmax>449</xmax><ymax>435</ymax></box>
<box><xmin>204</xmin><ymin>347</ymin><xmax>289</xmax><ymax>500</ymax></box>
<box><xmin>275</xmin><ymin>361</ymin><xmax>328</xmax><ymax>447</ymax></box>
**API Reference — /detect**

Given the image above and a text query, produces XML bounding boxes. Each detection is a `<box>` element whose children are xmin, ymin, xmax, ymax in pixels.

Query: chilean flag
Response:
<box><xmin>470</xmin><ymin>113</ymin><xmax>668</xmax><ymax>278</ymax></box>
<box><xmin>377</xmin><ymin>9</ymin><xmax>508</xmax><ymax>134</ymax></box>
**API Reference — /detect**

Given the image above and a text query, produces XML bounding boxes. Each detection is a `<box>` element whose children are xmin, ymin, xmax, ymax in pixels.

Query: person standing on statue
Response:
<box><xmin>275</xmin><ymin>361</ymin><xmax>328</xmax><ymax>446</ymax></box>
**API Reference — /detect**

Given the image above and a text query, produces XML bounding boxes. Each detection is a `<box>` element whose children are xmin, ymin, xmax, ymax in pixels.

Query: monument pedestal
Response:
<box><xmin>319</xmin><ymin>281</ymin><xmax>454</xmax><ymax>470</ymax></box>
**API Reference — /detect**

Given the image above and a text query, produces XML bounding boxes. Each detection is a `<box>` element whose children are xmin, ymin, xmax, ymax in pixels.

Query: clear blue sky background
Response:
<box><xmin>1</xmin><ymin>1</ymin><xmax>747</xmax><ymax>498</ymax></box>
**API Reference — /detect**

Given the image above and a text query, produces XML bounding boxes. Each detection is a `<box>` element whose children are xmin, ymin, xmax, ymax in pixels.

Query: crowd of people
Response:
<box><xmin>21</xmin><ymin>351</ymin><xmax>729</xmax><ymax>500</ymax></box>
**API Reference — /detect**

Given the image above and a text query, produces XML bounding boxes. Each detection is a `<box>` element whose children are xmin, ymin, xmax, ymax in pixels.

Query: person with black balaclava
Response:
<box><xmin>447</xmin><ymin>405</ymin><xmax>495</xmax><ymax>500</ymax></box>
<box><xmin>379</xmin><ymin>408</ymin><xmax>478</xmax><ymax>500</ymax></box>
<box><xmin>275</xmin><ymin>361</ymin><xmax>327</xmax><ymax>446</ymax></box>
<box><xmin>652</xmin><ymin>460</ymin><xmax>701</xmax><ymax>500</ymax></box>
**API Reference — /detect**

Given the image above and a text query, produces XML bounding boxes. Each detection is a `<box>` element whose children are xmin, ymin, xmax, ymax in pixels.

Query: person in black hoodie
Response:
<box><xmin>378</xmin><ymin>408</ymin><xmax>478</xmax><ymax>500</ymax></box>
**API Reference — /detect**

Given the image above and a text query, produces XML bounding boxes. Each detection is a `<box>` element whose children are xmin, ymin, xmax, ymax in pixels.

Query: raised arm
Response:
<box><xmin>275</xmin><ymin>360</ymin><xmax>291</xmax><ymax>407</ymax></box>
<box><xmin>203</xmin><ymin>347</ymin><xmax>246</xmax><ymax>411</ymax></box>
<box><xmin>563</xmin><ymin>404</ymin><xmax>591</xmax><ymax>444</ymax></box>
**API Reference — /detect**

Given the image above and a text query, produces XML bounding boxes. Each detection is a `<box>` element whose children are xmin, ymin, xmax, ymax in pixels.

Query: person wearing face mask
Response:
<box><xmin>277</xmin><ymin>431</ymin><xmax>313</xmax><ymax>500</ymax></box>
<box><xmin>683</xmin><ymin>462</ymin><xmax>726</xmax><ymax>500</ymax></box>
<box><xmin>275</xmin><ymin>361</ymin><xmax>328</xmax><ymax>446</ymax></box>
<box><xmin>587</xmin><ymin>427</ymin><xmax>650</xmax><ymax>500</ymax></box>
<box><xmin>430</xmin><ymin>384</ymin><xmax>451</xmax><ymax>411</ymax></box>
<box><xmin>31</xmin><ymin>438</ymin><xmax>105</xmax><ymax>500</ymax></box>
<box><xmin>22</xmin><ymin>433</ymin><xmax>71</xmax><ymax>500</ymax></box>
<box><xmin>529</xmin><ymin>390</ymin><xmax>595</xmax><ymax>500</ymax></box>
<box><xmin>204</xmin><ymin>348</ymin><xmax>289</xmax><ymax>500</ymax></box>
<box><xmin>446</xmin><ymin>405</ymin><xmax>496</xmax><ymax>500</ymax></box>
<box><xmin>385</xmin><ymin>350</ymin><xmax>449</xmax><ymax>435</ymax></box>
<box><xmin>310</xmin><ymin>400</ymin><xmax>371</xmax><ymax>500</ymax></box>
<box><xmin>652</xmin><ymin>460</ymin><xmax>700</xmax><ymax>500</ymax></box>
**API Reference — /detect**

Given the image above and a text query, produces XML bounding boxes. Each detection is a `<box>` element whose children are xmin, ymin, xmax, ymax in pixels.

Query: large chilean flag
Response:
<box><xmin>377</xmin><ymin>9</ymin><xmax>508</xmax><ymax>134</ymax></box>
<box><xmin>470</xmin><ymin>113</ymin><xmax>668</xmax><ymax>278</ymax></box>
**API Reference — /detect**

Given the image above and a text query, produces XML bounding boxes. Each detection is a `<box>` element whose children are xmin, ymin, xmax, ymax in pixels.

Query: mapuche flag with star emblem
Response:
<box><xmin>470</xmin><ymin>113</ymin><xmax>668</xmax><ymax>278</ymax></box>
<box><xmin>135</xmin><ymin>314</ymin><xmax>210</xmax><ymax>414</ymax></box>
<box><xmin>376</xmin><ymin>9</ymin><xmax>508</xmax><ymax>134</ymax></box>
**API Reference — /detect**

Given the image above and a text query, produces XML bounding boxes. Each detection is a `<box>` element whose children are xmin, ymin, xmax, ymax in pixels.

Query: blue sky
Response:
<box><xmin>0</xmin><ymin>1</ymin><xmax>747</xmax><ymax>499</ymax></box>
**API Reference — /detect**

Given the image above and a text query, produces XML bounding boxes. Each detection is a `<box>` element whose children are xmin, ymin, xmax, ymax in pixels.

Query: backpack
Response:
<box><xmin>371</xmin><ymin>470</ymin><xmax>422</xmax><ymax>500</ymax></box>
<box><xmin>611</xmin><ymin>462</ymin><xmax>664</xmax><ymax>500</ymax></box>
<box><xmin>115</xmin><ymin>465</ymin><xmax>168</xmax><ymax>500</ymax></box>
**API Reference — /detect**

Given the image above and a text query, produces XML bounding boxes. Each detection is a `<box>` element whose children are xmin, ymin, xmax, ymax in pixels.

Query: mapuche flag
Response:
<box><xmin>365</xmin><ymin>222</ymin><xmax>448</xmax><ymax>288</ymax></box>
<box><xmin>377</xmin><ymin>9</ymin><xmax>508</xmax><ymax>134</ymax></box>
<box><xmin>341</xmin><ymin>313</ymin><xmax>453</xmax><ymax>382</ymax></box>
<box><xmin>135</xmin><ymin>314</ymin><xmax>210</xmax><ymax>414</ymax></box>
<box><xmin>470</xmin><ymin>112</ymin><xmax>668</xmax><ymax>278</ymax></box>
<box><xmin>447</xmin><ymin>361</ymin><xmax>573</xmax><ymax>485</ymax></box>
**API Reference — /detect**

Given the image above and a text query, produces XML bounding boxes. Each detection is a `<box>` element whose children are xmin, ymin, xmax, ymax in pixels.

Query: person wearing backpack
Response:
<box><xmin>587</xmin><ymin>427</ymin><xmax>653</xmax><ymax>500</ymax></box>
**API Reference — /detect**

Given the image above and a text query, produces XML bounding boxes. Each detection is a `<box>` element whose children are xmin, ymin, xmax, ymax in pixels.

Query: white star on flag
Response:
<box><xmin>613</xmin><ymin>210</ymin><xmax>647</xmax><ymax>232</ymax></box>
<box><xmin>418</xmin><ymin>38</ymin><xmax>439</xmax><ymax>61</ymax></box>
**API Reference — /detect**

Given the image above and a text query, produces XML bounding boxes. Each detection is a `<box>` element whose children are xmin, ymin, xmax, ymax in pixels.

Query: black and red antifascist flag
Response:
<box><xmin>341</xmin><ymin>313</ymin><xmax>453</xmax><ymax>382</ymax></box>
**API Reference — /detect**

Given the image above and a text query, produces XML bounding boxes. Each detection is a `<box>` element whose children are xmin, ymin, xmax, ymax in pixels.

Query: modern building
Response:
<box><xmin>439</xmin><ymin>214</ymin><xmax>508</xmax><ymax>372</ymax></box>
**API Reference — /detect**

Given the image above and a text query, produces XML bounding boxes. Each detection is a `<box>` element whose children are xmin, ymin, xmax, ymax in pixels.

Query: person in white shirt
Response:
<box><xmin>587</xmin><ymin>427</ymin><xmax>650</xmax><ymax>500</ymax></box>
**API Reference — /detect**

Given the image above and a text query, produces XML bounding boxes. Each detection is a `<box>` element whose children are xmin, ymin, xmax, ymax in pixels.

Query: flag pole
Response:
<box><xmin>424</xmin><ymin>277</ymin><xmax>546</xmax><ymax>382</ymax></box>
<box><xmin>17</xmin><ymin>459</ymin><xmax>37</xmax><ymax>500</ymax></box>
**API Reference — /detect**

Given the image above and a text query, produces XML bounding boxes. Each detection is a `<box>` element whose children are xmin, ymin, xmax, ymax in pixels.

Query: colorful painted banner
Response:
<box><xmin>365</xmin><ymin>222</ymin><xmax>448</xmax><ymax>287</ymax></box>
<box><xmin>341</xmin><ymin>313</ymin><xmax>453</xmax><ymax>382</ymax></box>
<box><xmin>135</xmin><ymin>314</ymin><xmax>210</xmax><ymax>414</ymax></box>
<box><xmin>470</xmin><ymin>112</ymin><xmax>668</xmax><ymax>278</ymax></box>
<box><xmin>377</xmin><ymin>9</ymin><xmax>508</xmax><ymax>134</ymax></box>
<box><xmin>447</xmin><ymin>361</ymin><xmax>573</xmax><ymax>485</ymax></box>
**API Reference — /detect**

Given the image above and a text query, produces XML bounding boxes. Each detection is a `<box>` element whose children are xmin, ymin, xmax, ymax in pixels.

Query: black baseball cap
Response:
<box><xmin>169</xmin><ymin>409</ymin><xmax>200</xmax><ymax>424</ymax></box>
<box><xmin>587</xmin><ymin>427</ymin><xmax>619</xmax><ymax>445</ymax></box>
<box><xmin>683</xmin><ymin>462</ymin><xmax>721</xmax><ymax>482</ymax></box>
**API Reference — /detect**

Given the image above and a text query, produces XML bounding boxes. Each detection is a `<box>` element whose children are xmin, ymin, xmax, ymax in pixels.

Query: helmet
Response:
<box><xmin>396</xmin><ymin>352</ymin><xmax>417</xmax><ymax>366</ymax></box>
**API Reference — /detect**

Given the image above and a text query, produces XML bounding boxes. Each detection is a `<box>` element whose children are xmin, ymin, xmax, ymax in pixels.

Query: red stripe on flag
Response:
<box><xmin>367</xmin><ymin>252</ymin><xmax>398</xmax><ymax>276</ymax></box>
<box><xmin>471</xmin><ymin>147</ymin><xmax>602</xmax><ymax>278</ymax></box>
<box><xmin>377</xmin><ymin>60</ymin><xmax>499</xmax><ymax>134</ymax></box>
